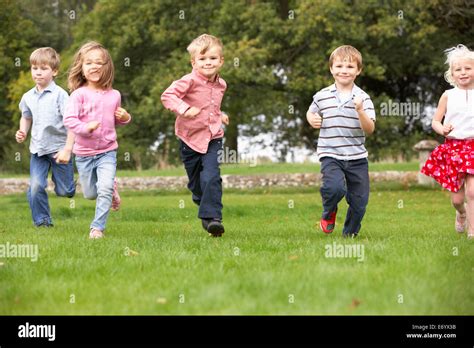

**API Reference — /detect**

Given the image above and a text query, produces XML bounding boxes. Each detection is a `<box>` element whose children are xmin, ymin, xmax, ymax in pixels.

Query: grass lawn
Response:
<box><xmin>0</xmin><ymin>161</ymin><xmax>420</xmax><ymax>178</ymax></box>
<box><xmin>0</xmin><ymin>184</ymin><xmax>472</xmax><ymax>315</ymax></box>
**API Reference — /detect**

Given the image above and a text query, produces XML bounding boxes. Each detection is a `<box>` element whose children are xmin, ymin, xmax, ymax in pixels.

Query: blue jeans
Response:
<box><xmin>75</xmin><ymin>150</ymin><xmax>117</xmax><ymax>231</ymax></box>
<box><xmin>320</xmin><ymin>157</ymin><xmax>370</xmax><ymax>235</ymax></box>
<box><xmin>28</xmin><ymin>152</ymin><xmax>75</xmax><ymax>226</ymax></box>
<box><xmin>179</xmin><ymin>139</ymin><xmax>223</xmax><ymax>220</ymax></box>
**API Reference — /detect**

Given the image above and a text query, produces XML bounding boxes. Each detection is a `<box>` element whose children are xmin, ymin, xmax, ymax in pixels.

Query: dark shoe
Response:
<box><xmin>320</xmin><ymin>210</ymin><xmax>337</xmax><ymax>234</ymax></box>
<box><xmin>343</xmin><ymin>233</ymin><xmax>358</xmax><ymax>239</ymax></box>
<box><xmin>207</xmin><ymin>220</ymin><xmax>225</xmax><ymax>237</ymax></box>
<box><xmin>201</xmin><ymin>218</ymin><xmax>211</xmax><ymax>232</ymax></box>
<box><xmin>36</xmin><ymin>221</ymin><xmax>53</xmax><ymax>228</ymax></box>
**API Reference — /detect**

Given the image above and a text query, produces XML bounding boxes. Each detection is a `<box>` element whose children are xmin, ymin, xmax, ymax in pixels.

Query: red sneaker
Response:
<box><xmin>320</xmin><ymin>211</ymin><xmax>337</xmax><ymax>234</ymax></box>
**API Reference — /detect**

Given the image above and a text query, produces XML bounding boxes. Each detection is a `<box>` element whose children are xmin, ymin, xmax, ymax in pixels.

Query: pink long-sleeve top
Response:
<box><xmin>161</xmin><ymin>69</ymin><xmax>227</xmax><ymax>154</ymax></box>
<box><xmin>64</xmin><ymin>87</ymin><xmax>131</xmax><ymax>156</ymax></box>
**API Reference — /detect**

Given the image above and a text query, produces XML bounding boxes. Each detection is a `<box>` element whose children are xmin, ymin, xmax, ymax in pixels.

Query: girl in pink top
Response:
<box><xmin>64</xmin><ymin>41</ymin><xmax>131</xmax><ymax>239</ymax></box>
<box><xmin>421</xmin><ymin>44</ymin><xmax>474</xmax><ymax>239</ymax></box>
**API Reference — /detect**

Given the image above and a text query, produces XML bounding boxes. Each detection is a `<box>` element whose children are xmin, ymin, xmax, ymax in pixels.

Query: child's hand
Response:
<box><xmin>86</xmin><ymin>121</ymin><xmax>100</xmax><ymax>133</ymax></box>
<box><xmin>115</xmin><ymin>107</ymin><xmax>131</xmax><ymax>122</ymax></box>
<box><xmin>353</xmin><ymin>96</ymin><xmax>363</xmax><ymax>112</ymax></box>
<box><xmin>53</xmin><ymin>149</ymin><xmax>72</xmax><ymax>164</ymax></box>
<box><xmin>184</xmin><ymin>107</ymin><xmax>200</xmax><ymax>118</ymax></box>
<box><xmin>307</xmin><ymin>112</ymin><xmax>322</xmax><ymax>129</ymax></box>
<box><xmin>221</xmin><ymin>113</ymin><xmax>229</xmax><ymax>125</ymax></box>
<box><xmin>442</xmin><ymin>123</ymin><xmax>454</xmax><ymax>136</ymax></box>
<box><xmin>15</xmin><ymin>130</ymin><xmax>27</xmax><ymax>143</ymax></box>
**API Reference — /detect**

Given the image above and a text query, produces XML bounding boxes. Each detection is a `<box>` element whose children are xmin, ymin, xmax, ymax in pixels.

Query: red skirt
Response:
<box><xmin>421</xmin><ymin>138</ymin><xmax>474</xmax><ymax>192</ymax></box>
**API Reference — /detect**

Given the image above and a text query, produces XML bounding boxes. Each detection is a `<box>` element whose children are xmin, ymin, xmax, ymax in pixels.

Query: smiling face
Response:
<box><xmin>330</xmin><ymin>56</ymin><xmax>361</xmax><ymax>90</ymax></box>
<box><xmin>82</xmin><ymin>49</ymin><xmax>106</xmax><ymax>87</ymax></box>
<box><xmin>451</xmin><ymin>58</ymin><xmax>474</xmax><ymax>89</ymax></box>
<box><xmin>191</xmin><ymin>45</ymin><xmax>224</xmax><ymax>80</ymax></box>
<box><xmin>31</xmin><ymin>64</ymin><xmax>57</xmax><ymax>90</ymax></box>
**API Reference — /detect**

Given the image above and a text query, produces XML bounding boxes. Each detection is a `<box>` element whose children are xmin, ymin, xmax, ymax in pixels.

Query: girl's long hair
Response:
<box><xmin>68</xmin><ymin>41</ymin><xmax>114</xmax><ymax>92</ymax></box>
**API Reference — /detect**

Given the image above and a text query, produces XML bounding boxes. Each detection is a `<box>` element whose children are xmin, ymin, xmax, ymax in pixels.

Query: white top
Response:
<box><xmin>445</xmin><ymin>87</ymin><xmax>474</xmax><ymax>139</ymax></box>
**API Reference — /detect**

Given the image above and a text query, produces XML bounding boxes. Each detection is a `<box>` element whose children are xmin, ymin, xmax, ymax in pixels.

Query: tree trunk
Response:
<box><xmin>225</xmin><ymin>111</ymin><xmax>239</xmax><ymax>156</ymax></box>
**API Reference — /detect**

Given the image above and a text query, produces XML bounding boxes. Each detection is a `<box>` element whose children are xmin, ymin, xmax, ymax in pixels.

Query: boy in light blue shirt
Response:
<box><xmin>16</xmin><ymin>47</ymin><xmax>76</xmax><ymax>227</ymax></box>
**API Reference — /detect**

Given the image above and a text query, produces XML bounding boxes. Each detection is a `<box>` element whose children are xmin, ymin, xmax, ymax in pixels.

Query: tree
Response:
<box><xmin>1</xmin><ymin>0</ymin><xmax>97</xmax><ymax>172</ymax></box>
<box><xmin>0</xmin><ymin>0</ymin><xmax>37</xmax><ymax>171</ymax></box>
<box><xmin>67</xmin><ymin>0</ymin><xmax>287</xmax><ymax>169</ymax></box>
<box><xmin>2</xmin><ymin>0</ymin><xmax>472</xmax><ymax>171</ymax></box>
<box><xmin>281</xmin><ymin>0</ymin><xmax>471</xmax><ymax>160</ymax></box>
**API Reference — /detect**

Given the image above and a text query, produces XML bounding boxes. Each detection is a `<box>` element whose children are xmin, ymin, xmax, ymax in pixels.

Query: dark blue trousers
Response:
<box><xmin>179</xmin><ymin>138</ymin><xmax>223</xmax><ymax>220</ymax></box>
<box><xmin>320</xmin><ymin>157</ymin><xmax>369</xmax><ymax>235</ymax></box>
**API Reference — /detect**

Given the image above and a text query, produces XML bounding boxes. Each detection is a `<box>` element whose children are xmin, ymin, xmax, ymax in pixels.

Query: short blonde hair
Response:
<box><xmin>30</xmin><ymin>47</ymin><xmax>60</xmax><ymax>71</ymax></box>
<box><xmin>68</xmin><ymin>41</ymin><xmax>114</xmax><ymax>92</ymax></box>
<box><xmin>187</xmin><ymin>34</ymin><xmax>223</xmax><ymax>59</ymax></box>
<box><xmin>329</xmin><ymin>45</ymin><xmax>363</xmax><ymax>70</ymax></box>
<box><xmin>444</xmin><ymin>44</ymin><xmax>474</xmax><ymax>87</ymax></box>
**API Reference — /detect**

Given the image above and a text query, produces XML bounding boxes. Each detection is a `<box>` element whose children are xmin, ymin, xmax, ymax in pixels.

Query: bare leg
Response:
<box><xmin>451</xmin><ymin>184</ymin><xmax>466</xmax><ymax>233</ymax></box>
<box><xmin>465</xmin><ymin>175</ymin><xmax>474</xmax><ymax>238</ymax></box>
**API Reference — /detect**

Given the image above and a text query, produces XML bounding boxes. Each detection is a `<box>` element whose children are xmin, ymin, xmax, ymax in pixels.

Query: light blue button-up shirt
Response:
<box><xmin>19</xmin><ymin>80</ymin><xmax>69</xmax><ymax>156</ymax></box>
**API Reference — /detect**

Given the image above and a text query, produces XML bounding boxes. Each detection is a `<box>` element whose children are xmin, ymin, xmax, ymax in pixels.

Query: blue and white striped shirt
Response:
<box><xmin>19</xmin><ymin>81</ymin><xmax>69</xmax><ymax>156</ymax></box>
<box><xmin>308</xmin><ymin>83</ymin><xmax>376</xmax><ymax>161</ymax></box>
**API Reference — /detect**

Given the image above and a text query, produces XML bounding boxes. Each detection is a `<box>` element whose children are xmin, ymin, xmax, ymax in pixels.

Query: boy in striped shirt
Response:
<box><xmin>306</xmin><ymin>45</ymin><xmax>376</xmax><ymax>237</ymax></box>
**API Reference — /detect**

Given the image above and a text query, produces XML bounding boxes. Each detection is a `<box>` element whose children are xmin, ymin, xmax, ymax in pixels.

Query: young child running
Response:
<box><xmin>161</xmin><ymin>34</ymin><xmax>229</xmax><ymax>237</ymax></box>
<box><xmin>306</xmin><ymin>45</ymin><xmax>376</xmax><ymax>238</ymax></box>
<box><xmin>421</xmin><ymin>44</ymin><xmax>474</xmax><ymax>239</ymax></box>
<box><xmin>64</xmin><ymin>41</ymin><xmax>131</xmax><ymax>239</ymax></box>
<box><xmin>16</xmin><ymin>47</ymin><xmax>76</xmax><ymax>228</ymax></box>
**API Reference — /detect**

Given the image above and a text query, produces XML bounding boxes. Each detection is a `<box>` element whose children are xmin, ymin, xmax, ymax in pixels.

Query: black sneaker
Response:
<box><xmin>207</xmin><ymin>220</ymin><xmax>225</xmax><ymax>237</ymax></box>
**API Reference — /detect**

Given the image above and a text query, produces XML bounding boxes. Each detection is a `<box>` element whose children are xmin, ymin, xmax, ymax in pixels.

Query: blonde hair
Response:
<box><xmin>187</xmin><ymin>34</ymin><xmax>223</xmax><ymax>59</ymax></box>
<box><xmin>30</xmin><ymin>47</ymin><xmax>61</xmax><ymax>71</ymax></box>
<box><xmin>68</xmin><ymin>41</ymin><xmax>114</xmax><ymax>92</ymax></box>
<box><xmin>444</xmin><ymin>44</ymin><xmax>474</xmax><ymax>87</ymax></box>
<box><xmin>329</xmin><ymin>45</ymin><xmax>363</xmax><ymax>70</ymax></box>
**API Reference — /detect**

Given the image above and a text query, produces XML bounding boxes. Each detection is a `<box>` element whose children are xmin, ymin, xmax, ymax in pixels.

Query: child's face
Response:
<box><xmin>451</xmin><ymin>58</ymin><xmax>474</xmax><ymax>89</ymax></box>
<box><xmin>330</xmin><ymin>56</ymin><xmax>361</xmax><ymax>89</ymax></box>
<box><xmin>191</xmin><ymin>45</ymin><xmax>224</xmax><ymax>80</ymax></box>
<box><xmin>82</xmin><ymin>49</ymin><xmax>106</xmax><ymax>86</ymax></box>
<box><xmin>30</xmin><ymin>64</ymin><xmax>57</xmax><ymax>89</ymax></box>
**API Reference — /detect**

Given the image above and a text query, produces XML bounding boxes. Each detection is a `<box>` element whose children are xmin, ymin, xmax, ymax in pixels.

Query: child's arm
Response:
<box><xmin>63</xmin><ymin>93</ymin><xmax>100</xmax><ymax>137</ymax></box>
<box><xmin>221</xmin><ymin>112</ymin><xmax>229</xmax><ymax>125</ymax></box>
<box><xmin>54</xmin><ymin>131</ymin><xmax>75</xmax><ymax>164</ymax></box>
<box><xmin>353</xmin><ymin>97</ymin><xmax>375</xmax><ymax>135</ymax></box>
<box><xmin>431</xmin><ymin>92</ymin><xmax>451</xmax><ymax>136</ymax></box>
<box><xmin>15</xmin><ymin>117</ymin><xmax>32</xmax><ymax>143</ymax></box>
<box><xmin>114</xmin><ymin>107</ymin><xmax>131</xmax><ymax>124</ymax></box>
<box><xmin>306</xmin><ymin>111</ymin><xmax>322</xmax><ymax>129</ymax></box>
<box><xmin>307</xmin><ymin>93</ymin><xmax>322</xmax><ymax>129</ymax></box>
<box><xmin>161</xmin><ymin>78</ymin><xmax>199</xmax><ymax>117</ymax></box>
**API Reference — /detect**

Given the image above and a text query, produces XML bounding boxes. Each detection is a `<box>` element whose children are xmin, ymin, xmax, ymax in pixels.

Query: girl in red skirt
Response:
<box><xmin>421</xmin><ymin>44</ymin><xmax>474</xmax><ymax>239</ymax></box>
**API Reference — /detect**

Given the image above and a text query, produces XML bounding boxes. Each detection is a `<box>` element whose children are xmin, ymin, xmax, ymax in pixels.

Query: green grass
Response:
<box><xmin>0</xmin><ymin>161</ymin><xmax>420</xmax><ymax>178</ymax></box>
<box><xmin>0</xmin><ymin>184</ymin><xmax>472</xmax><ymax>315</ymax></box>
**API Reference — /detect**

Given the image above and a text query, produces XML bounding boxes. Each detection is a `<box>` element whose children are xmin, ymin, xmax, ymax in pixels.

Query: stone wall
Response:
<box><xmin>0</xmin><ymin>171</ymin><xmax>418</xmax><ymax>195</ymax></box>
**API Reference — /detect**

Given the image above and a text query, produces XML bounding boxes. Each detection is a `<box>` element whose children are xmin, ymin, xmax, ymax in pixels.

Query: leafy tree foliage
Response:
<box><xmin>1</xmin><ymin>0</ymin><xmax>472</xmax><ymax>171</ymax></box>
